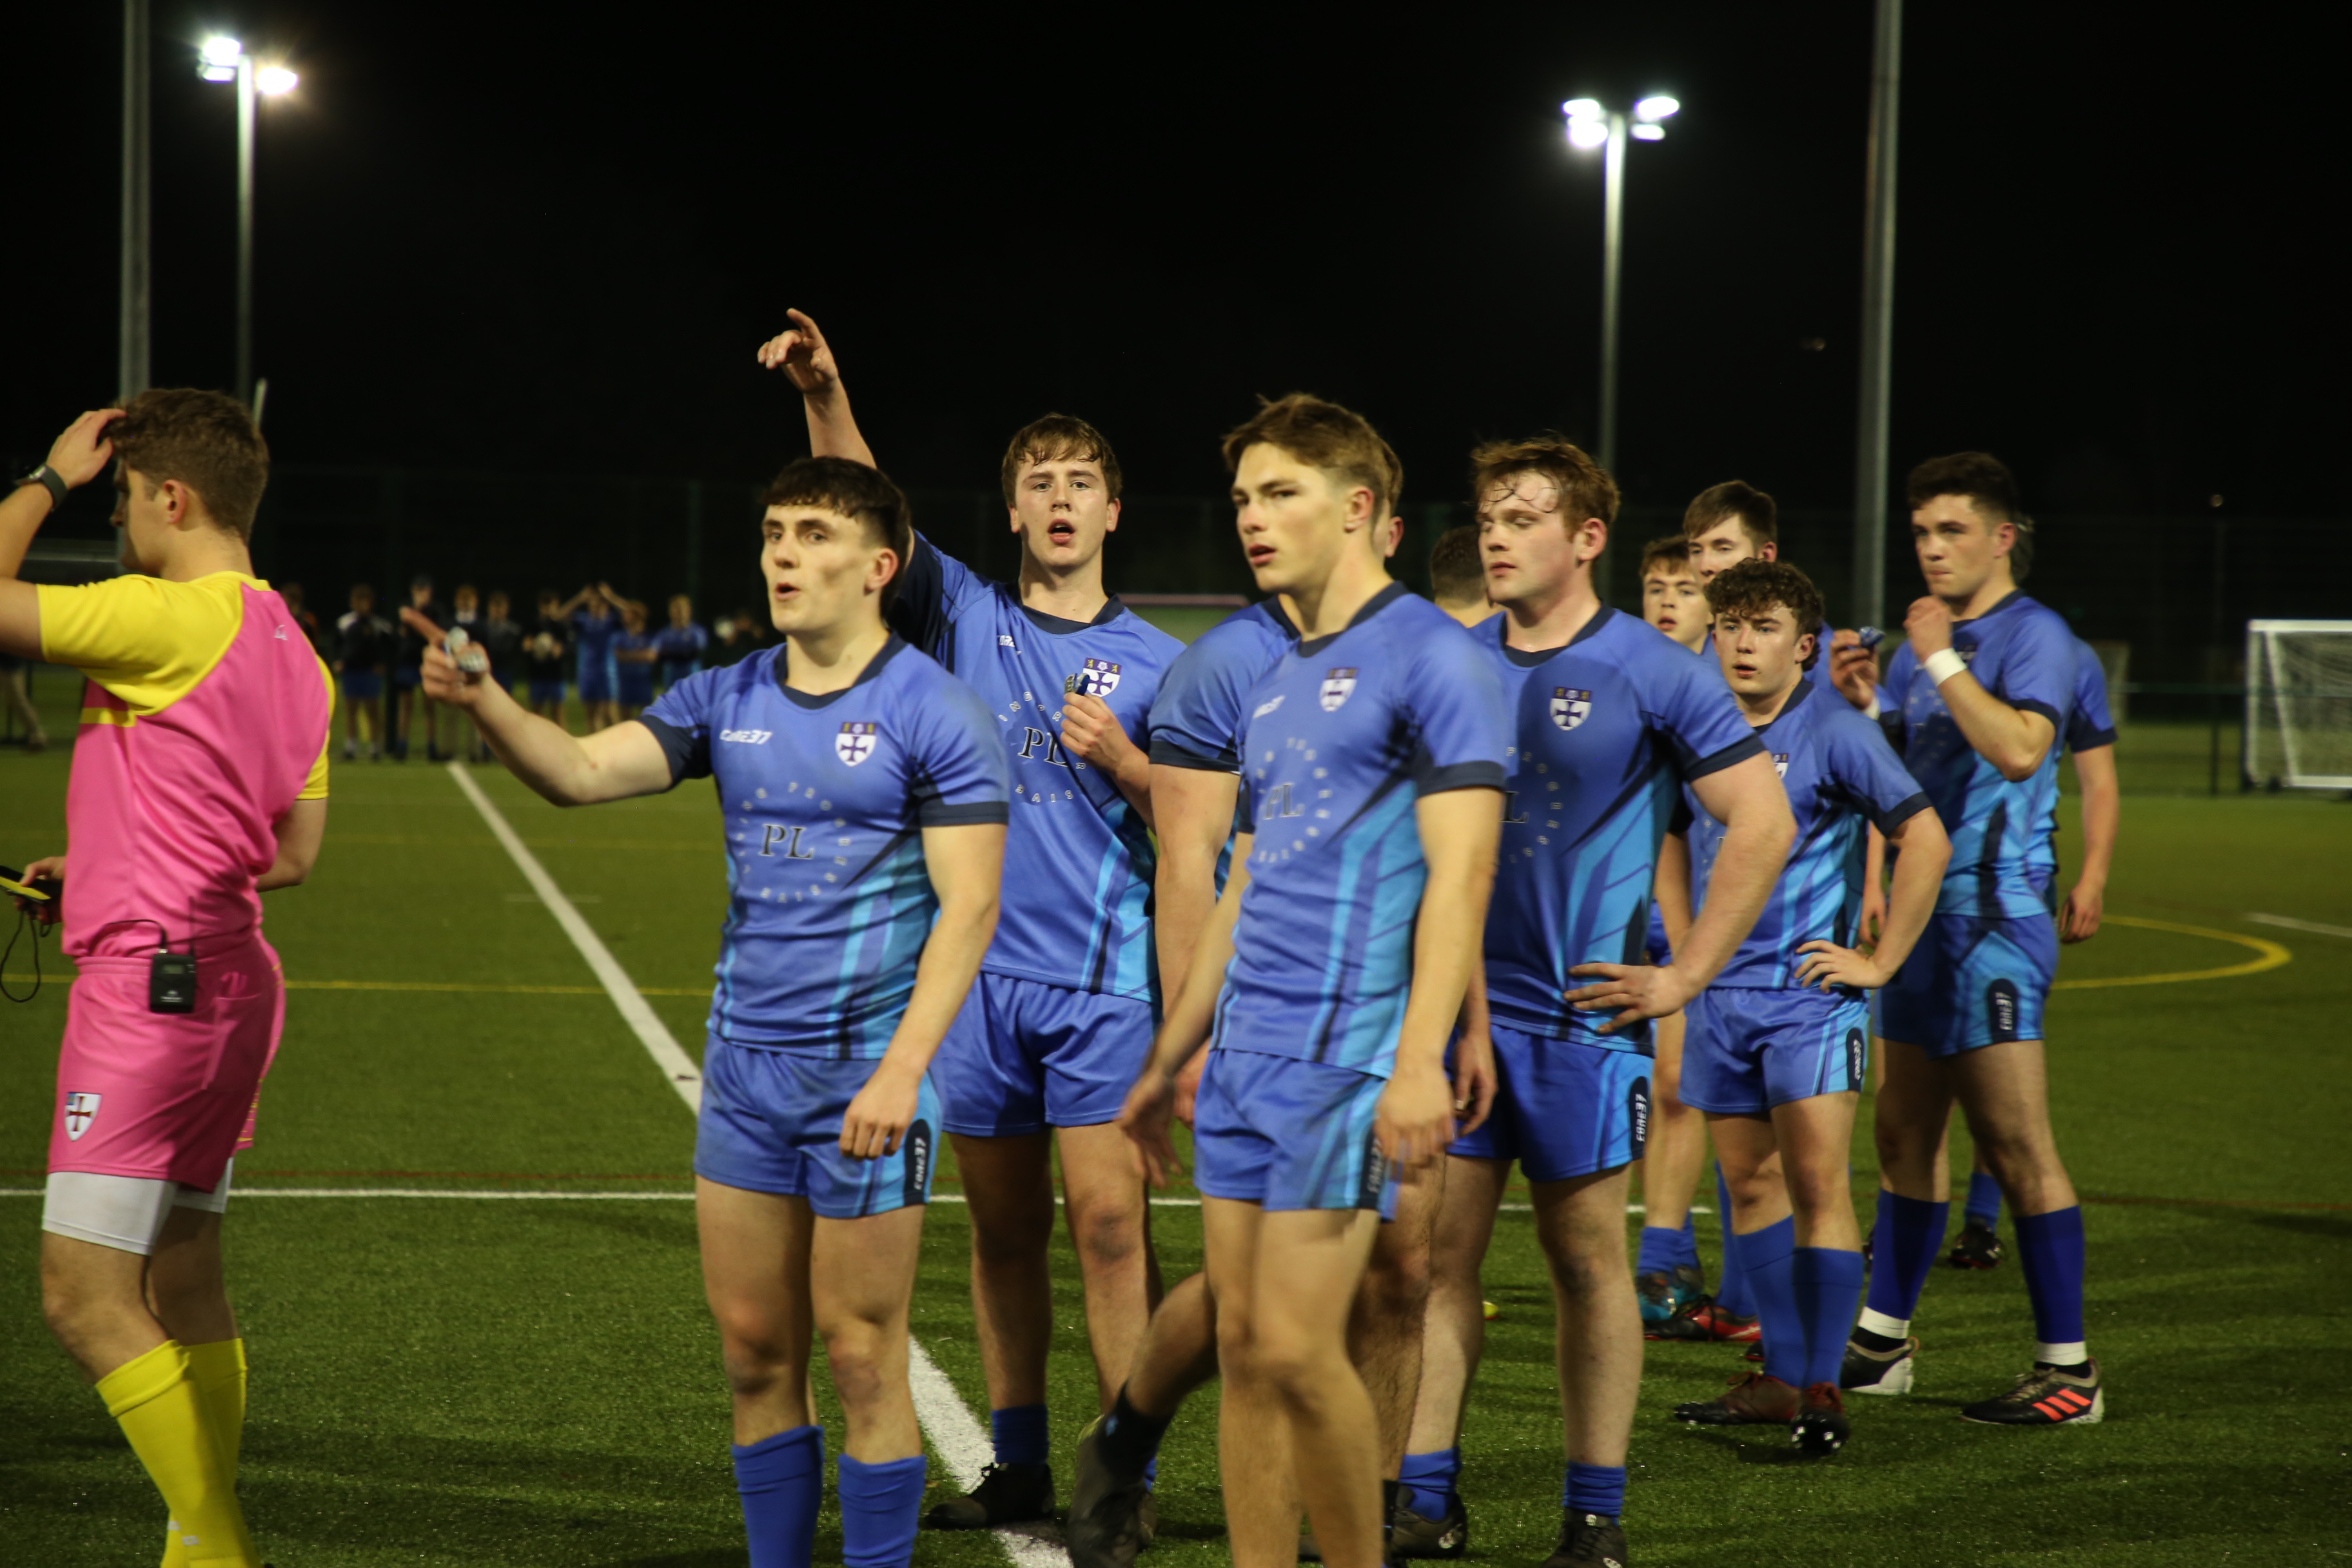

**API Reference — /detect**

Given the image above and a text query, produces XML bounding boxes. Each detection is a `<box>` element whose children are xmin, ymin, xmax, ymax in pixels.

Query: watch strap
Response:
<box><xmin>19</xmin><ymin>464</ymin><xmax>69</xmax><ymax>513</ymax></box>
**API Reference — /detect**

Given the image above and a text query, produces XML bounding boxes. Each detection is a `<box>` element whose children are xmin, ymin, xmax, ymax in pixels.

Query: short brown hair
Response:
<box><xmin>1000</xmin><ymin>414</ymin><xmax>1123</xmax><ymax>508</ymax></box>
<box><xmin>763</xmin><ymin>456</ymin><xmax>915</xmax><ymax>612</ymax></box>
<box><xmin>1428</xmin><ymin>525</ymin><xmax>1485</xmax><ymax>604</ymax></box>
<box><xmin>1906</xmin><ymin>451</ymin><xmax>2020</xmax><ymax>523</ymax></box>
<box><xmin>1467</xmin><ymin>435</ymin><xmax>1616</xmax><ymax>530</ymax></box>
<box><xmin>1683</xmin><ymin>480</ymin><xmax>1776</xmax><ymax>549</ymax></box>
<box><xmin>1640</xmin><ymin>534</ymin><xmax>1697</xmax><ymax>580</ymax></box>
<box><xmin>1220</xmin><ymin>393</ymin><xmax>1403</xmax><ymax>518</ymax></box>
<box><xmin>111</xmin><ymin>387</ymin><xmax>270</xmax><ymax>538</ymax></box>
<box><xmin>1703</xmin><ymin>558</ymin><xmax>1827</xmax><ymax>670</ymax></box>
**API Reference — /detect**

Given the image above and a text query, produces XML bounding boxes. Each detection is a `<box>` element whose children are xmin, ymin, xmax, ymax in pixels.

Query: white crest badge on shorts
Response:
<box><xmin>64</xmin><ymin>1092</ymin><xmax>101</xmax><ymax>1141</ymax></box>
<box><xmin>1319</xmin><ymin>667</ymin><xmax>1358</xmax><ymax>712</ymax></box>
<box><xmin>1550</xmin><ymin>687</ymin><xmax>1593</xmax><ymax>730</ymax></box>
<box><xmin>1075</xmin><ymin>658</ymin><xmax>1122</xmax><ymax>697</ymax></box>
<box><xmin>1773</xmin><ymin>752</ymin><xmax>1790</xmax><ymax>779</ymax></box>
<box><xmin>835</xmin><ymin>721</ymin><xmax>879</xmax><ymax>767</ymax></box>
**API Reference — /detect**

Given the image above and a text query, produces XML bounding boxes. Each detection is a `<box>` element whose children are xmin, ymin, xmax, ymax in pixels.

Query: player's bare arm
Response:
<box><xmin>1453</xmin><ymin>967</ymin><xmax>1498</xmax><ymax>1137</ymax></box>
<box><xmin>1380</xmin><ymin>787</ymin><xmax>1504</xmax><ymax>1168</ymax></box>
<box><xmin>1828</xmin><ymin>628</ymin><xmax>1881</xmax><ymax>712</ymax></box>
<box><xmin>841</xmin><ymin>821</ymin><xmax>1006</xmax><ymax>1161</ymax></box>
<box><xmin>1859</xmin><ymin>823</ymin><xmax>1888</xmax><ymax>947</ymax></box>
<box><xmin>1060</xmin><ymin>691</ymin><xmax>1154</xmax><ymax>826</ymax></box>
<box><xmin>1567</xmin><ymin>750</ymin><xmax>1794</xmax><ymax>1030</ymax></box>
<box><xmin>2063</xmin><ymin>745</ymin><xmax>2118</xmax><ymax>943</ymax></box>
<box><xmin>1795</xmin><ymin>805</ymin><xmax>1951</xmax><ymax>990</ymax></box>
<box><xmin>0</xmin><ymin>409</ymin><xmax>123</xmax><ymax>658</ymax></box>
<box><xmin>1654</xmin><ymin>830</ymin><xmax>1694</xmax><ymax>952</ymax></box>
<box><xmin>1119</xmin><ymin>835</ymin><xmax>1254</xmax><ymax>1185</ymax></box>
<box><xmin>757</xmin><ymin>308</ymin><xmax>879</xmax><ymax>467</ymax></box>
<box><xmin>1150</xmin><ymin>764</ymin><xmax>1242</xmax><ymax>1120</ymax></box>
<box><xmin>1906</xmin><ymin>596</ymin><xmax>2056</xmax><ymax>779</ymax></box>
<box><xmin>409</xmin><ymin>611</ymin><xmax>673</xmax><ymax>803</ymax></box>
<box><xmin>255</xmin><ymin>799</ymin><xmax>330</xmax><ymax>892</ymax></box>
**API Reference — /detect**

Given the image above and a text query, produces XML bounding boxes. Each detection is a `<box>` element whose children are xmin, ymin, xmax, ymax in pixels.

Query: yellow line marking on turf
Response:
<box><xmin>2053</xmin><ymin>914</ymin><xmax>2291</xmax><ymax>990</ymax></box>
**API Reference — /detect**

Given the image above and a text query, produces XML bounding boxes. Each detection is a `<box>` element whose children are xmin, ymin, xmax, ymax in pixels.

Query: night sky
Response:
<box><xmin>8</xmin><ymin>4</ymin><xmax>2343</xmax><ymax>524</ymax></box>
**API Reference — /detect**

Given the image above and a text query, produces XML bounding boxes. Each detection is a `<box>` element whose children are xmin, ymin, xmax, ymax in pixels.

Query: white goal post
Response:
<box><xmin>2245</xmin><ymin>620</ymin><xmax>2352</xmax><ymax>790</ymax></box>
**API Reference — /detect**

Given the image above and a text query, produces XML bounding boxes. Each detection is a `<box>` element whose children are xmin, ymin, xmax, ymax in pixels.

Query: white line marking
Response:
<box><xmin>2247</xmin><ymin>911</ymin><xmax>2352</xmax><ymax>940</ymax></box>
<box><xmin>447</xmin><ymin>763</ymin><xmax>703</xmax><ymax>1110</ymax></box>
<box><xmin>909</xmin><ymin>1342</ymin><xmax>1071</xmax><ymax>1568</ymax></box>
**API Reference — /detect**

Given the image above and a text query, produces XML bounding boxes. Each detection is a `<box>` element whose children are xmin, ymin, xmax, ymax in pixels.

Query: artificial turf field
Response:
<box><xmin>3</xmin><ymin>672</ymin><xmax>2347</xmax><ymax>1567</ymax></box>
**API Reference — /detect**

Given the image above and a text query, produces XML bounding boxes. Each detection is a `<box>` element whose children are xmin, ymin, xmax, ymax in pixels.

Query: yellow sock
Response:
<box><xmin>99</xmin><ymin>1341</ymin><xmax>258</xmax><ymax>1567</ymax></box>
<box><xmin>164</xmin><ymin>1340</ymin><xmax>250</xmax><ymax>1567</ymax></box>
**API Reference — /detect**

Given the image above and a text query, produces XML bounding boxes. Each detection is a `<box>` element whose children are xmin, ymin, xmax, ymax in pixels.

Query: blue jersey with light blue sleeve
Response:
<box><xmin>1482</xmin><ymin>608</ymin><xmax>1762</xmax><ymax>1052</ymax></box>
<box><xmin>2066</xmin><ymin>636</ymin><xmax>2117</xmax><ymax>754</ymax></box>
<box><xmin>1219</xmin><ymin>585</ymin><xmax>1509</xmax><ymax>1079</ymax></box>
<box><xmin>1881</xmin><ymin>592</ymin><xmax>2077</xmax><ymax>918</ymax></box>
<box><xmin>638</xmin><ymin>637</ymin><xmax>1010</xmax><ymax>1055</ymax></box>
<box><xmin>889</xmin><ymin>535</ymin><xmax>1184</xmax><ymax>1001</ymax></box>
<box><xmin>1686</xmin><ymin>681</ymin><xmax>1932</xmax><ymax>988</ymax></box>
<box><xmin>1146</xmin><ymin>600</ymin><xmax>1300</xmax><ymax>773</ymax></box>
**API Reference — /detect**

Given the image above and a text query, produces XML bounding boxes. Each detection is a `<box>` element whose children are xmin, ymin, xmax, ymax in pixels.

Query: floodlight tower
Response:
<box><xmin>1562</xmin><ymin>95</ymin><xmax>1678</xmax><ymax>491</ymax></box>
<box><xmin>199</xmin><ymin>37</ymin><xmax>299</xmax><ymax>413</ymax></box>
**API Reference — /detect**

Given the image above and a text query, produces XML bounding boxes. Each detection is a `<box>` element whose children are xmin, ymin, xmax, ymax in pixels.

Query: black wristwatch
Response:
<box><xmin>16</xmin><ymin>464</ymin><xmax>70</xmax><ymax>513</ymax></box>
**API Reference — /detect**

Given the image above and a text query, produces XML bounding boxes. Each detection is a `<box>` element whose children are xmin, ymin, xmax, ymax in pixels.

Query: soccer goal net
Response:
<box><xmin>2246</xmin><ymin>620</ymin><xmax>2352</xmax><ymax>789</ymax></box>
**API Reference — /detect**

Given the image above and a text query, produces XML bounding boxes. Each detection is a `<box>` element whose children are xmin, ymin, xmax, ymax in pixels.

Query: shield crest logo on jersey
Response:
<box><xmin>1773</xmin><ymin>752</ymin><xmax>1790</xmax><ymax>779</ymax></box>
<box><xmin>1320</xmin><ymin>667</ymin><xmax>1358</xmax><ymax>712</ymax></box>
<box><xmin>1075</xmin><ymin>658</ymin><xmax>1122</xmax><ymax>698</ymax></box>
<box><xmin>1550</xmin><ymin>687</ymin><xmax>1593</xmax><ymax>730</ymax></box>
<box><xmin>64</xmin><ymin>1092</ymin><xmax>101</xmax><ymax>1141</ymax></box>
<box><xmin>835</xmin><ymin>722</ymin><xmax>879</xmax><ymax>767</ymax></box>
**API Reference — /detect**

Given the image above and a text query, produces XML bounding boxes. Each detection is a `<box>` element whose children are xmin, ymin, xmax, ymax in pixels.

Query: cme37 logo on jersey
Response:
<box><xmin>720</xmin><ymin>728</ymin><xmax>773</xmax><ymax>745</ymax></box>
<box><xmin>1320</xmin><ymin>668</ymin><xmax>1358</xmax><ymax>712</ymax></box>
<box><xmin>836</xmin><ymin>722</ymin><xmax>879</xmax><ymax>766</ymax></box>
<box><xmin>1550</xmin><ymin>687</ymin><xmax>1592</xmax><ymax>731</ymax></box>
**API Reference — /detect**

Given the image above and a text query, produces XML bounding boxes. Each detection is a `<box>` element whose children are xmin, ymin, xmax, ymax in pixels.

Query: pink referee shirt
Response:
<box><xmin>37</xmin><ymin>572</ymin><xmax>334</xmax><ymax>961</ymax></box>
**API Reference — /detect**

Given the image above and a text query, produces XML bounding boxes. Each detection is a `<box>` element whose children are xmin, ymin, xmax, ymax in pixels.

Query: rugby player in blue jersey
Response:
<box><xmin>761</xmin><ymin>310</ymin><xmax>1184</xmax><ymax>1522</ymax></box>
<box><xmin>1663</xmin><ymin>560</ymin><xmax>1950</xmax><ymax>1456</ymax></box>
<box><xmin>1406</xmin><ymin>438</ymin><xmax>1795</xmax><ymax>1568</ymax></box>
<box><xmin>1685</xmin><ymin>482</ymin><xmax>1837</xmax><ymax>689</ymax></box>
<box><xmin>1825</xmin><ymin>452</ymin><xmax>2104</xmax><ymax>1426</ymax></box>
<box><xmin>421</xmin><ymin>456</ymin><xmax>1009</xmax><ymax>1568</ymax></box>
<box><xmin>1119</xmin><ymin>394</ymin><xmax>1508</xmax><ymax>1568</ymax></box>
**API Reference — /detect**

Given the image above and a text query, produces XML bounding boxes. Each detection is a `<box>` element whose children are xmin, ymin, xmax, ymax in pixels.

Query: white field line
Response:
<box><xmin>444</xmin><ymin>764</ymin><xmax>1061</xmax><ymax>1567</ymax></box>
<box><xmin>2247</xmin><ymin>911</ymin><xmax>2352</xmax><ymax>940</ymax></box>
<box><xmin>446</xmin><ymin>763</ymin><xmax>703</xmax><ymax>1111</ymax></box>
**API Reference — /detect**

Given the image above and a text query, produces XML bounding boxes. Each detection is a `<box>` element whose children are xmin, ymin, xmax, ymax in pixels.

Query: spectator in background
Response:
<box><xmin>335</xmin><ymin>583</ymin><xmax>394</xmax><ymax>761</ymax></box>
<box><xmin>709</xmin><ymin>605</ymin><xmax>769</xmax><ymax>667</ymax></box>
<box><xmin>556</xmin><ymin>582</ymin><xmax>622</xmax><ymax>730</ymax></box>
<box><xmin>614</xmin><ymin>599</ymin><xmax>657</xmax><ymax>720</ymax></box>
<box><xmin>393</xmin><ymin>573</ymin><xmax>449</xmax><ymax>761</ymax></box>
<box><xmin>652</xmin><ymin>593</ymin><xmax>709</xmax><ymax>690</ymax></box>
<box><xmin>525</xmin><ymin>589</ymin><xmax>572</xmax><ymax>730</ymax></box>
<box><xmin>0</xmin><ymin>649</ymin><xmax>44</xmax><ymax>751</ymax></box>
<box><xmin>281</xmin><ymin>582</ymin><xmax>326</xmax><ymax>656</ymax></box>
<box><xmin>479</xmin><ymin>591</ymin><xmax>525</xmax><ymax>694</ymax></box>
<box><xmin>1427</xmin><ymin>522</ymin><xmax>1494</xmax><ymax>629</ymax></box>
<box><xmin>449</xmin><ymin>583</ymin><xmax>483</xmax><ymax>641</ymax></box>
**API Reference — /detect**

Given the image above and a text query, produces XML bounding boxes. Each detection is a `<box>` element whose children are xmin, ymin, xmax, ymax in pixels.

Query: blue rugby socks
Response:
<box><xmin>734</xmin><ymin>1424</ymin><xmax>824</xmax><ymax>1568</ymax></box>
<box><xmin>1965</xmin><ymin>1170</ymin><xmax>2003</xmax><ymax>1229</ymax></box>
<box><xmin>1792</xmin><ymin>1247</ymin><xmax>1866</xmax><ymax>1388</ymax></box>
<box><xmin>1857</xmin><ymin>1191</ymin><xmax>1946</xmax><ymax>1346</ymax></box>
<box><xmin>990</xmin><ymin>1404</ymin><xmax>1050</xmax><ymax>1467</ymax></box>
<box><xmin>1400</xmin><ymin>1447</ymin><xmax>1461</xmax><ymax>1518</ymax></box>
<box><xmin>839</xmin><ymin>1454</ymin><xmax>928</xmax><ymax>1568</ymax></box>
<box><xmin>1636</xmin><ymin>1225</ymin><xmax>1683</xmax><ymax>1277</ymax></box>
<box><xmin>2014</xmin><ymin>1206</ymin><xmax>2090</xmax><ymax>1369</ymax></box>
<box><xmin>1737</xmin><ymin>1218</ymin><xmax>1800</xmax><ymax>1385</ymax></box>
<box><xmin>1563</xmin><ymin>1461</ymin><xmax>1626</xmax><ymax>1520</ymax></box>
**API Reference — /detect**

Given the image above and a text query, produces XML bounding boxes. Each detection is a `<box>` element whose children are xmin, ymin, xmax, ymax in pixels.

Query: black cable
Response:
<box><xmin>0</xmin><ymin>908</ymin><xmax>46</xmax><ymax>1003</ymax></box>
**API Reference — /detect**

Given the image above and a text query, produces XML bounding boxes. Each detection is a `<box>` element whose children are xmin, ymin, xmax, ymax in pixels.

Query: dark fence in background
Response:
<box><xmin>17</xmin><ymin>458</ymin><xmax>2340</xmax><ymax>693</ymax></box>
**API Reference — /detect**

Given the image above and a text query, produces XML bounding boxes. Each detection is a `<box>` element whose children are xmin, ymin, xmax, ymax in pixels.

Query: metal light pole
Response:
<box><xmin>1850</xmin><ymin>0</ymin><xmax>1903</xmax><ymax>629</ymax></box>
<box><xmin>119</xmin><ymin>0</ymin><xmax>151</xmax><ymax>401</ymax></box>
<box><xmin>1564</xmin><ymin>95</ymin><xmax>1678</xmax><ymax>603</ymax></box>
<box><xmin>200</xmin><ymin>38</ymin><xmax>297</xmax><ymax>416</ymax></box>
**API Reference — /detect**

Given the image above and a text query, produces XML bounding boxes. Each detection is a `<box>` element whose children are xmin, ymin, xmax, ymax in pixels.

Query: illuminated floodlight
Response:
<box><xmin>1562</xmin><ymin>98</ymin><xmax>1604</xmax><ymax>122</ymax></box>
<box><xmin>1633</xmin><ymin>95</ymin><xmax>1681</xmax><ymax>122</ymax></box>
<box><xmin>1631</xmin><ymin>123</ymin><xmax>1665</xmax><ymax>141</ymax></box>
<box><xmin>1566</xmin><ymin>117</ymin><xmax>1611</xmax><ymax>150</ymax></box>
<box><xmin>257</xmin><ymin>66</ymin><xmax>299</xmax><ymax>95</ymax></box>
<box><xmin>200</xmin><ymin>64</ymin><xmax>235</xmax><ymax>81</ymax></box>
<box><xmin>201</xmin><ymin>36</ymin><xmax>244</xmax><ymax>66</ymax></box>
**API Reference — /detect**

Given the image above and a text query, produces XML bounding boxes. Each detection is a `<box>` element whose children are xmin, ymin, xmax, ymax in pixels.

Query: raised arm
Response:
<box><xmin>1905</xmin><ymin>597</ymin><xmax>2055</xmax><ymax>780</ymax></box>
<box><xmin>0</xmin><ymin>409</ymin><xmax>122</xmax><ymax>659</ymax></box>
<box><xmin>407</xmin><ymin>609</ymin><xmax>673</xmax><ymax>805</ymax></box>
<box><xmin>2062</xmin><ymin>745</ymin><xmax>2119</xmax><ymax>942</ymax></box>
<box><xmin>756</xmin><ymin>308</ymin><xmax>879</xmax><ymax>468</ymax></box>
<box><xmin>839</xmin><ymin>821</ymin><xmax>1006</xmax><ymax>1159</ymax></box>
<box><xmin>1378</xmin><ymin>786</ymin><xmax>1504</xmax><ymax>1167</ymax></box>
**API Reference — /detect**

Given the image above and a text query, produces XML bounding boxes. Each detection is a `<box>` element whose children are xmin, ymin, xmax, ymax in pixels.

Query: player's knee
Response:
<box><xmin>709</xmin><ymin>1308</ymin><xmax>798</xmax><ymax>1388</ymax></box>
<box><xmin>820</xmin><ymin>1320</ymin><xmax>900</xmax><ymax>1411</ymax></box>
<box><xmin>1360</xmin><ymin>1242</ymin><xmax>1432</xmax><ymax>1318</ymax></box>
<box><xmin>1066</xmin><ymin>1199</ymin><xmax>1145</xmax><ymax>1274</ymax></box>
<box><xmin>1543</xmin><ymin>1233</ymin><xmax>1628</xmax><ymax>1299</ymax></box>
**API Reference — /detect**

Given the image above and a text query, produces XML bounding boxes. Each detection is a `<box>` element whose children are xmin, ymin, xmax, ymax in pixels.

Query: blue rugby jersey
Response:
<box><xmin>1482</xmin><ymin>608</ymin><xmax>1763</xmax><ymax>1052</ymax></box>
<box><xmin>1881</xmin><ymin>591</ymin><xmax>2077</xmax><ymax>919</ymax></box>
<box><xmin>1147</xmin><ymin>600</ymin><xmax>1300</xmax><ymax>773</ymax></box>
<box><xmin>890</xmin><ymin>536</ymin><xmax>1185</xmax><ymax>1001</ymax></box>
<box><xmin>1220</xmin><ymin>585</ymin><xmax>1509</xmax><ymax>1078</ymax></box>
<box><xmin>2066</xmin><ymin>636</ymin><xmax>2118</xmax><ymax>754</ymax></box>
<box><xmin>640</xmin><ymin>637</ymin><xmax>1010</xmax><ymax>1055</ymax></box>
<box><xmin>1685</xmin><ymin>681</ymin><xmax>1931</xmax><ymax>988</ymax></box>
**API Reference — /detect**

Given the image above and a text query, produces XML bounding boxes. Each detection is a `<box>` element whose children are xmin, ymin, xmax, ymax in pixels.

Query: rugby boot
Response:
<box><xmin>1946</xmin><ymin>1219</ymin><xmax>2004</xmax><ymax>1269</ymax></box>
<box><xmin>1389</xmin><ymin>1490</ymin><xmax>1469</xmax><ymax>1560</ymax></box>
<box><xmin>1066</xmin><ymin>1419</ymin><xmax>1150</xmax><ymax>1568</ymax></box>
<box><xmin>1540</xmin><ymin>1511</ymin><xmax>1629</xmax><ymax>1568</ymax></box>
<box><xmin>925</xmin><ymin>1461</ymin><xmax>1055</xmax><ymax>1529</ymax></box>
<box><xmin>1959</xmin><ymin>1360</ymin><xmax>2104</xmax><ymax>1426</ymax></box>
<box><xmin>1647</xmin><ymin>1295</ymin><xmax>1759</xmax><ymax>1344</ymax></box>
<box><xmin>1673</xmin><ymin>1371</ymin><xmax>1800</xmax><ymax>1426</ymax></box>
<box><xmin>1636</xmin><ymin>1263</ymin><xmax>1706</xmax><ymax>1325</ymax></box>
<box><xmin>1790</xmin><ymin>1382</ymin><xmax>1850</xmax><ymax>1458</ymax></box>
<box><xmin>1838</xmin><ymin>1334</ymin><xmax>1918</xmax><ymax>1396</ymax></box>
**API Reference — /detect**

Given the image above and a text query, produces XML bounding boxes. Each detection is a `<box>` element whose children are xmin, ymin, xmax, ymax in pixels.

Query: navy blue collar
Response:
<box><xmin>1298</xmin><ymin>582</ymin><xmax>1411</xmax><ymax>658</ymax></box>
<box><xmin>1021</xmin><ymin>594</ymin><xmax>1128</xmax><ymax>636</ymax></box>
<box><xmin>772</xmin><ymin>633</ymin><xmax>907</xmax><ymax>709</ymax></box>
<box><xmin>1498</xmin><ymin>602</ymin><xmax>1616</xmax><ymax>668</ymax></box>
